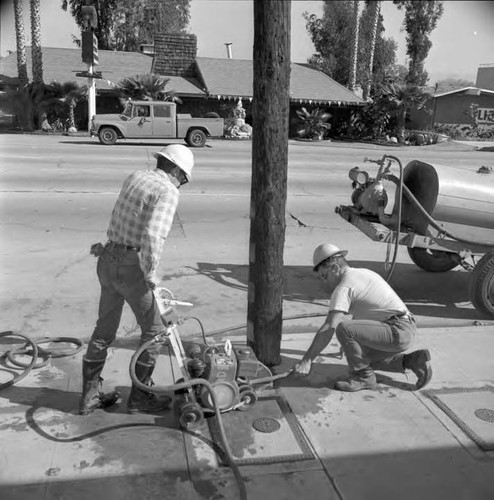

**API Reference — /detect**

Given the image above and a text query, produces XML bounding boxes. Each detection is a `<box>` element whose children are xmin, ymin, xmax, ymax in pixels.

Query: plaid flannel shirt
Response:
<box><xmin>107</xmin><ymin>168</ymin><xmax>179</xmax><ymax>282</ymax></box>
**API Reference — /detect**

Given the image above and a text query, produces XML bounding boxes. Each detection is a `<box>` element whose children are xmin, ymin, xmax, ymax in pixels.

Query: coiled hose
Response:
<box><xmin>0</xmin><ymin>331</ymin><xmax>39</xmax><ymax>390</ymax></box>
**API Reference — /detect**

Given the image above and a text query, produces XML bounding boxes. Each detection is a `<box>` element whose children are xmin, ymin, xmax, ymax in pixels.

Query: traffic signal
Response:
<box><xmin>81</xmin><ymin>31</ymin><xmax>99</xmax><ymax>66</ymax></box>
<box><xmin>81</xmin><ymin>5</ymin><xmax>98</xmax><ymax>30</ymax></box>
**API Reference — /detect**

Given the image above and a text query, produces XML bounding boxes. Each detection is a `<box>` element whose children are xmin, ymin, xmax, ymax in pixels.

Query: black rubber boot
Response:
<box><xmin>128</xmin><ymin>360</ymin><xmax>172</xmax><ymax>414</ymax></box>
<box><xmin>334</xmin><ymin>367</ymin><xmax>377</xmax><ymax>392</ymax></box>
<box><xmin>79</xmin><ymin>358</ymin><xmax>120</xmax><ymax>415</ymax></box>
<box><xmin>403</xmin><ymin>349</ymin><xmax>432</xmax><ymax>390</ymax></box>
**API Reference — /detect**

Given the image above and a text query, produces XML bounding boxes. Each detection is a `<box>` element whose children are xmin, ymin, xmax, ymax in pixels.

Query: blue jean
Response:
<box><xmin>85</xmin><ymin>244</ymin><xmax>164</xmax><ymax>366</ymax></box>
<box><xmin>335</xmin><ymin>316</ymin><xmax>417</xmax><ymax>372</ymax></box>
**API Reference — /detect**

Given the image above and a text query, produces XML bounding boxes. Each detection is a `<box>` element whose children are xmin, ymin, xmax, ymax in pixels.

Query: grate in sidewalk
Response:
<box><xmin>424</xmin><ymin>386</ymin><xmax>494</xmax><ymax>452</ymax></box>
<box><xmin>207</xmin><ymin>391</ymin><xmax>315</xmax><ymax>466</ymax></box>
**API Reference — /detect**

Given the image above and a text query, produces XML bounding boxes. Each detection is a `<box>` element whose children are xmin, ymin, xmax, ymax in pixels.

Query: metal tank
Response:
<box><xmin>398</xmin><ymin>160</ymin><xmax>494</xmax><ymax>235</ymax></box>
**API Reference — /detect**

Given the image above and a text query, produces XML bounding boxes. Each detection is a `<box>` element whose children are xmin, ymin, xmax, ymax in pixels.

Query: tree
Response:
<box><xmin>434</xmin><ymin>78</ymin><xmax>474</xmax><ymax>94</ymax></box>
<box><xmin>362</xmin><ymin>0</ymin><xmax>381</xmax><ymax>100</ymax></box>
<box><xmin>304</xmin><ymin>2</ymin><xmax>354</xmax><ymax>85</ymax></box>
<box><xmin>116</xmin><ymin>73</ymin><xmax>179</xmax><ymax>102</ymax></box>
<box><xmin>62</xmin><ymin>0</ymin><xmax>117</xmax><ymax>50</ymax></box>
<box><xmin>379</xmin><ymin>81</ymin><xmax>430</xmax><ymax>142</ymax></box>
<box><xmin>247</xmin><ymin>0</ymin><xmax>291</xmax><ymax>365</ymax></box>
<box><xmin>39</xmin><ymin>81</ymin><xmax>88</xmax><ymax>130</ymax></box>
<box><xmin>30</xmin><ymin>0</ymin><xmax>44</xmax><ymax>85</ymax></box>
<box><xmin>304</xmin><ymin>0</ymin><xmax>396</xmax><ymax>92</ymax></box>
<box><xmin>13</xmin><ymin>0</ymin><xmax>29</xmax><ymax>87</ymax></box>
<box><xmin>348</xmin><ymin>0</ymin><xmax>361</xmax><ymax>91</ymax></box>
<box><xmin>393</xmin><ymin>0</ymin><xmax>444</xmax><ymax>86</ymax></box>
<box><xmin>62</xmin><ymin>0</ymin><xmax>190</xmax><ymax>51</ymax></box>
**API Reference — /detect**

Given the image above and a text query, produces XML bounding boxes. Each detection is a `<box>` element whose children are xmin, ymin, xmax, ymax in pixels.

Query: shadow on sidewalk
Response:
<box><xmin>273</xmin><ymin>350</ymin><xmax>416</xmax><ymax>392</ymax></box>
<box><xmin>193</xmin><ymin>260</ymin><xmax>479</xmax><ymax>321</ymax></box>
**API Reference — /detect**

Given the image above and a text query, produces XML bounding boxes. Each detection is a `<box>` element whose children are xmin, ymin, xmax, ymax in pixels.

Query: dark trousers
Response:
<box><xmin>85</xmin><ymin>245</ymin><xmax>164</xmax><ymax>367</ymax></box>
<box><xmin>335</xmin><ymin>316</ymin><xmax>417</xmax><ymax>372</ymax></box>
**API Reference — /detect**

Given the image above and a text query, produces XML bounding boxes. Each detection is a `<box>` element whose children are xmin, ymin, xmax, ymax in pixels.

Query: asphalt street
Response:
<box><xmin>1</xmin><ymin>134</ymin><xmax>494</xmax><ymax>343</ymax></box>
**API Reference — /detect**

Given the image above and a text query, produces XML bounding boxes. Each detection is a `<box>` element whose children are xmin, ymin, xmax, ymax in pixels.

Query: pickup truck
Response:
<box><xmin>90</xmin><ymin>100</ymin><xmax>224</xmax><ymax>147</ymax></box>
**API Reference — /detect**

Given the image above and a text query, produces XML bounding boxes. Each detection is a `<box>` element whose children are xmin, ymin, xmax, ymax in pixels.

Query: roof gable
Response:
<box><xmin>434</xmin><ymin>86</ymin><xmax>494</xmax><ymax>98</ymax></box>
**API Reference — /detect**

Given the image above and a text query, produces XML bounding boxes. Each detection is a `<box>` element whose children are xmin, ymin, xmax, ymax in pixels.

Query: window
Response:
<box><xmin>134</xmin><ymin>105</ymin><xmax>150</xmax><ymax>118</ymax></box>
<box><xmin>154</xmin><ymin>105</ymin><xmax>171</xmax><ymax>118</ymax></box>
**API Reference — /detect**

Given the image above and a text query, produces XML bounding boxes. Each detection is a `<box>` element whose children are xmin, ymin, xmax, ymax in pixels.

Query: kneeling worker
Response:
<box><xmin>293</xmin><ymin>243</ymin><xmax>432</xmax><ymax>391</ymax></box>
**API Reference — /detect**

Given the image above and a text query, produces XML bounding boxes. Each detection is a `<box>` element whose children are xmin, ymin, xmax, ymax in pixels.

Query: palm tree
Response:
<box><xmin>39</xmin><ymin>81</ymin><xmax>88</xmax><ymax>131</ymax></box>
<box><xmin>30</xmin><ymin>0</ymin><xmax>44</xmax><ymax>85</ymax></box>
<box><xmin>13</xmin><ymin>0</ymin><xmax>29</xmax><ymax>87</ymax></box>
<box><xmin>380</xmin><ymin>82</ymin><xmax>430</xmax><ymax>142</ymax></box>
<box><xmin>363</xmin><ymin>0</ymin><xmax>381</xmax><ymax>101</ymax></box>
<box><xmin>348</xmin><ymin>0</ymin><xmax>361</xmax><ymax>92</ymax></box>
<box><xmin>116</xmin><ymin>73</ymin><xmax>180</xmax><ymax>102</ymax></box>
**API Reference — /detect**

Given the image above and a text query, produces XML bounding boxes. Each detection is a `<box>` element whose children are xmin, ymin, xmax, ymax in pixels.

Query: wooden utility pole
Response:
<box><xmin>247</xmin><ymin>0</ymin><xmax>291</xmax><ymax>366</ymax></box>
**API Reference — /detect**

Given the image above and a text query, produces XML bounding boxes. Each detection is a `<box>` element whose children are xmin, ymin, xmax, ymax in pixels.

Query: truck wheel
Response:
<box><xmin>470</xmin><ymin>252</ymin><xmax>494</xmax><ymax>318</ymax></box>
<box><xmin>186</xmin><ymin>129</ymin><xmax>207</xmax><ymax>147</ymax></box>
<box><xmin>407</xmin><ymin>247</ymin><xmax>458</xmax><ymax>272</ymax></box>
<box><xmin>98</xmin><ymin>127</ymin><xmax>118</xmax><ymax>145</ymax></box>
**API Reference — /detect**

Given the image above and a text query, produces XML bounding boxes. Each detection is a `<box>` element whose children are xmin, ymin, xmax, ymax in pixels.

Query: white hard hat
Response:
<box><xmin>153</xmin><ymin>144</ymin><xmax>194</xmax><ymax>179</ymax></box>
<box><xmin>313</xmin><ymin>243</ymin><xmax>348</xmax><ymax>271</ymax></box>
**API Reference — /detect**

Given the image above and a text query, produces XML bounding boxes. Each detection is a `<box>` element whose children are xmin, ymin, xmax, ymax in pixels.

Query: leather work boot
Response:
<box><xmin>79</xmin><ymin>358</ymin><xmax>120</xmax><ymax>415</ymax></box>
<box><xmin>334</xmin><ymin>367</ymin><xmax>377</xmax><ymax>392</ymax></box>
<box><xmin>128</xmin><ymin>360</ymin><xmax>172</xmax><ymax>414</ymax></box>
<box><xmin>403</xmin><ymin>349</ymin><xmax>432</xmax><ymax>390</ymax></box>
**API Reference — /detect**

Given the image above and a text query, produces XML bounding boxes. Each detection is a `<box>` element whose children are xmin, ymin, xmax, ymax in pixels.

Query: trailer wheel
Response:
<box><xmin>407</xmin><ymin>247</ymin><xmax>458</xmax><ymax>272</ymax></box>
<box><xmin>470</xmin><ymin>252</ymin><xmax>494</xmax><ymax>318</ymax></box>
<box><xmin>98</xmin><ymin>127</ymin><xmax>118</xmax><ymax>145</ymax></box>
<box><xmin>185</xmin><ymin>129</ymin><xmax>207</xmax><ymax>147</ymax></box>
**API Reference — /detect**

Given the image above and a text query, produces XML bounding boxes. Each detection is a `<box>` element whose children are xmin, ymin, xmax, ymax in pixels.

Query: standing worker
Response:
<box><xmin>293</xmin><ymin>243</ymin><xmax>432</xmax><ymax>392</ymax></box>
<box><xmin>79</xmin><ymin>145</ymin><xmax>194</xmax><ymax>415</ymax></box>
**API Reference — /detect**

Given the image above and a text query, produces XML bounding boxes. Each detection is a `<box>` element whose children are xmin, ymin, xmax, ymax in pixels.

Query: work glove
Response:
<box><xmin>293</xmin><ymin>358</ymin><xmax>312</xmax><ymax>376</ymax></box>
<box><xmin>146</xmin><ymin>276</ymin><xmax>158</xmax><ymax>290</ymax></box>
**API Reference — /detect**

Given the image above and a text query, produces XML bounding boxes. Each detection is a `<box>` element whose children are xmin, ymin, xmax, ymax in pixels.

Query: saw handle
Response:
<box><xmin>162</xmin><ymin>298</ymin><xmax>194</xmax><ymax>308</ymax></box>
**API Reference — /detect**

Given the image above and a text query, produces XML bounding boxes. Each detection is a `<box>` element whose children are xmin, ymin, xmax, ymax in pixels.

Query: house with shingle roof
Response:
<box><xmin>0</xmin><ymin>33</ymin><xmax>364</xmax><ymax>133</ymax></box>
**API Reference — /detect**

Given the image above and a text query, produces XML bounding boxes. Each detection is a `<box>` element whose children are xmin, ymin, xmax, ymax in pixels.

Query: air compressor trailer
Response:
<box><xmin>336</xmin><ymin>154</ymin><xmax>494</xmax><ymax>318</ymax></box>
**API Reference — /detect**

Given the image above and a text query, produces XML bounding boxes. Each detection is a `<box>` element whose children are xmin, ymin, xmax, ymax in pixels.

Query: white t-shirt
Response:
<box><xmin>329</xmin><ymin>267</ymin><xmax>408</xmax><ymax>321</ymax></box>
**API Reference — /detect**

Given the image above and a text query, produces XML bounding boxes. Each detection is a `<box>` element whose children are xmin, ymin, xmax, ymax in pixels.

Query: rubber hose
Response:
<box><xmin>0</xmin><ymin>331</ymin><xmax>39</xmax><ymax>390</ymax></box>
<box><xmin>129</xmin><ymin>340</ymin><xmax>247</xmax><ymax>500</ymax></box>
<box><xmin>204</xmin><ymin>312</ymin><xmax>327</xmax><ymax>338</ymax></box>
<box><xmin>7</xmin><ymin>336</ymin><xmax>84</xmax><ymax>369</ymax></box>
<box><xmin>381</xmin><ymin>155</ymin><xmax>403</xmax><ymax>282</ymax></box>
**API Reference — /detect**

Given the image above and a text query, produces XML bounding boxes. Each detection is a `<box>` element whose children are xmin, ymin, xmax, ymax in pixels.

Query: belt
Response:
<box><xmin>107</xmin><ymin>241</ymin><xmax>140</xmax><ymax>252</ymax></box>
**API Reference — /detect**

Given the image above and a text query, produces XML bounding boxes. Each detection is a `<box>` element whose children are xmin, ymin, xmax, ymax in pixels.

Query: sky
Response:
<box><xmin>1</xmin><ymin>0</ymin><xmax>493</xmax><ymax>85</ymax></box>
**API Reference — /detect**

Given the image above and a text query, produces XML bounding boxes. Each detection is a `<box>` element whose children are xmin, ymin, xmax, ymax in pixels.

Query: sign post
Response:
<box><xmin>80</xmin><ymin>5</ymin><xmax>99</xmax><ymax>134</ymax></box>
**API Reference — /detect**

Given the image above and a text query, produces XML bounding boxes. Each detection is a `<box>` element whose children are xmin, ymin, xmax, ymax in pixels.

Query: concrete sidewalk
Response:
<box><xmin>0</xmin><ymin>322</ymin><xmax>493</xmax><ymax>500</ymax></box>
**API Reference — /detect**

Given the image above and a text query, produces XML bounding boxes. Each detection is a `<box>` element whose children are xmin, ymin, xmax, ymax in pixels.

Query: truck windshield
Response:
<box><xmin>122</xmin><ymin>103</ymin><xmax>133</xmax><ymax>118</ymax></box>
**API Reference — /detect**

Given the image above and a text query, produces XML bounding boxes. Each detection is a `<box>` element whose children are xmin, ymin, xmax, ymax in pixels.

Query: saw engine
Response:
<box><xmin>182</xmin><ymin>339</ymin><xmax>272</xmax><ymax>413</ymax></box>
<box><xmin>348</xmin><ymin>165</ymin><xmax>393</xmax><ymax>225</ymax></box>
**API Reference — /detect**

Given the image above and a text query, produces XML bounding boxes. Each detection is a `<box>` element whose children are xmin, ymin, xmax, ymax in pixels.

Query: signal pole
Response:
<box><xmin>247</xmin><ymin>0</ymin><xmax>291</xmax><ymax>366</ymax></box>
<box><xmin>80</xmin><ymin>4</ymin><xmax>99</xmax><ymax>133</ymax></box>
